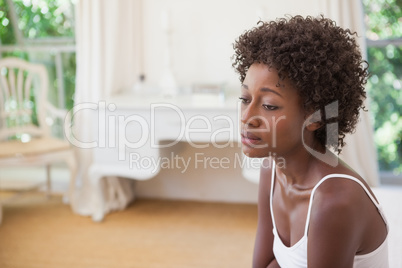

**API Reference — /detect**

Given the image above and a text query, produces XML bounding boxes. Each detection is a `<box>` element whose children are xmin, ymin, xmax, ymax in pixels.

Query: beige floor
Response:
<box><xmin>0</xmin><ymin>185</ymin><xmax>401</xmax><ymax>267</ymax></box>
<box><xmin>0</xmin><ymin>193</ymin><xmax>258</xmax><ymax>268</ymax></box>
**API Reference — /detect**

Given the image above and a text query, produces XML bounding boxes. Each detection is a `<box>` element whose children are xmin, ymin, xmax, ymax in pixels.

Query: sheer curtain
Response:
<box><xmin>70</xmin><ymin>0</ymin><xmax>143</xmax><ymax>216</ymax></box>
<box><xmin>317</xmin><ymin>0</ymin><xmax>379</xmax><ymax>186</ymax></box>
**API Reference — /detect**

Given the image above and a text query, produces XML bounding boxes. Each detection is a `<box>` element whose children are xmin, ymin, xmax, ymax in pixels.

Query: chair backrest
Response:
<box><xmin>0</xmin><ymin>57</ymin><xmax>51</xmax><ymax>141</ymax></box>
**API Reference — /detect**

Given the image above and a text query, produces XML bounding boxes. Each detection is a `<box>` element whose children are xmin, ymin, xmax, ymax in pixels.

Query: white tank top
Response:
<box><xmin>270</xmin><ymin>161</ymin><xmax>389</xmax><ymax>268</ymax></box>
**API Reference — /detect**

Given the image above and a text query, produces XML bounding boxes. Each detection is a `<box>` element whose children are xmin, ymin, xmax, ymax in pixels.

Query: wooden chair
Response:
<box><xmin>0</xmin><ymin>57</ymin><xmax>77</xmax><ymax>224</ymax></box>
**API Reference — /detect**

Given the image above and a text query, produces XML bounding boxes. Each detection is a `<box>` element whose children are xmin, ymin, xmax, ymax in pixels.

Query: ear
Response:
<box><xmin>304</xmin><ymin>110</ymin><xmax>323</xmax><ymax>131</ymax></box>
<box><xmin>306</xmin><ymin>121</ymin><xmax>322</xmax><ymax>131</ymax></box>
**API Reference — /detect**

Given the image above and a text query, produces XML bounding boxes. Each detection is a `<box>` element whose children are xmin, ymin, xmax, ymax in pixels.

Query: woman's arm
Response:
<box><xmin>253</xmin><ymin>158</ymin><xmax>276</xmax><ymax>268</ymax></box>
<box><xmin>307</xmin><ymin>179</ymin><xmax>362</xmax><ymax>268</ymax></box>
<box><xmin>266</xmin><ymin>258</ymin><xmax>280</xmax><ymax>268</ymax></box>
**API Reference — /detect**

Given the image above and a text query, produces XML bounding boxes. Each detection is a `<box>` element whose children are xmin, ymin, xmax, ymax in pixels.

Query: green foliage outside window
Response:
<box><xmin>12</xmin><ymin>0</ymin><xmax>74</xmax><ymax>39</ymax></box>
<box><xmin>0</xmin><ymin>0</ymin><xmax>16</xmax><ymax>44</ymax></box>
<box><xmin>363</xmin><ymin>0</ymin><xmax>402</xmax><ymax>174</ymax></box>
<box><xmin>0</xmin><ymin>0</ymin><xmax>75</xmax><ymax>111</ymax></box>
<box><xmin>0</xmin><ymin>0</ymin><xmax>74</xmax><ymax>42</ymax></box>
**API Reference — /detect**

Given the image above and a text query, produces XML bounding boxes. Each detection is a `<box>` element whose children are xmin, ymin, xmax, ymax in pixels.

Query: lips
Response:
<box><xmin>241</xmin><ymin>131</ymin><xmax>262</xmax><ymax>145</ymax></box>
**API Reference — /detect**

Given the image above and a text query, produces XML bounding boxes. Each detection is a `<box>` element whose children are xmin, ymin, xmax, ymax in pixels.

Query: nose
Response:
<box><xmin>241</xmin><ymin>102</ymin><xmax>260</xmax><ymax>128</ymax></box>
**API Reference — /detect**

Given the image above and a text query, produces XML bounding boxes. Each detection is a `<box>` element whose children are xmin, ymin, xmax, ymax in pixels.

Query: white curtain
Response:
<box><xmin>70</xmin><ymin>0</ymin><xmax>143</xmax><ymax>216</ymax></box>
<box><xmin>317</xmin><ymin>0</ymin><xmax>379</xmax><ymax>186</ymax></box>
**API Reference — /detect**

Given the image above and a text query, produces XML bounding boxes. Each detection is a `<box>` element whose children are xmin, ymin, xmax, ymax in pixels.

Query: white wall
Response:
<box><xmin>141</xmin><ymin>0</ymin><xmax>323</xmax><ymax>92</ymax></box>
<box><xmin>133</xmin><ymin>0</ymin><xmax>326</xmax><ymax>202</ymax></box>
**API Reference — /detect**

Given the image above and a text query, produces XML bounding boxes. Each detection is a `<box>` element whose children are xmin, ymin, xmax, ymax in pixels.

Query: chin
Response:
<box><xmin>242</xmin><ymin>146</ymin><xmax>273</xmax><ymax>158</ymax></box>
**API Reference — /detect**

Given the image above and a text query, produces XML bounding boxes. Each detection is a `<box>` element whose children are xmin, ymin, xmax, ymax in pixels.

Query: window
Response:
<box><xmin>362</xmin><ymin>0</ymin><xmax>402</xmax><ymax>182</ymax></box>
<box><xmin>0</xmin><ymin>0</ymin><xmax>76</xmax><ymax>138</ymax></box>
<box><xmin>0</xmin><ymin>0</ymin><xmax>76</xmax><ymax>110</ymax></box>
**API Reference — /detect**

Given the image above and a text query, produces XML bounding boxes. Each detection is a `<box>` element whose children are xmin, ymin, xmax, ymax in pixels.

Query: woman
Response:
<box><xmin>232</xmin><ymin>15</ymin><xmax>389</xmax><ymax>268</ymax></box>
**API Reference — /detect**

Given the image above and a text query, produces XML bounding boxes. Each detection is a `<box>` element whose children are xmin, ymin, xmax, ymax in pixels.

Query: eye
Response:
<box><xmin>238</xmin><ymin>97</ymin><xmax>250</xmax><ymax>104</ymax></box>
<box><xmin>263</xmin><ymin>104</ymin><xmax>278</xmax><ymax>111</ymax></box>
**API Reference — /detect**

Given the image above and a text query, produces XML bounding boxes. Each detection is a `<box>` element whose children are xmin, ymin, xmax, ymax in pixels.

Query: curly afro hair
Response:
<box><xmin>232</xmin><ymin>15</ymin><xmax>369</xmax><ymax>153</ymax></box>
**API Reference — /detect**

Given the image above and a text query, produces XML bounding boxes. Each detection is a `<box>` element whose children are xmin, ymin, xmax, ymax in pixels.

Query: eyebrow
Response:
<box><xmin>241</xmin><ymin>84</ymin><xmax>283</xmax><ymax>98</ymax></box>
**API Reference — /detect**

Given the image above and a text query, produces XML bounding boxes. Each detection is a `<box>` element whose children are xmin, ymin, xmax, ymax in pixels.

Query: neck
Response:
<box><xmin>274</xmin><ymin>142</ymin><xmax>336</xmax><ymax>188</ymax></box>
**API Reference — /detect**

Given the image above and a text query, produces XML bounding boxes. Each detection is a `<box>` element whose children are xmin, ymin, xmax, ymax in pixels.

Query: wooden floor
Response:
<box><xmin>0</xmin><ymin>193</ymin><xmax>258</xmax><ymax>268</ymax></box>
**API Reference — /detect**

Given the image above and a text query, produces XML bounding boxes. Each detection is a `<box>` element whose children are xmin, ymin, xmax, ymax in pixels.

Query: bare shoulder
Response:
<box><xmin>314</xmin><ymin>169</ymin><xmax>378</xmax><ymax>210</ymax></box>
<box><xmin>312</xmin><ymin>157</ymin><xmax>374</xmax><ymax>210</ymax></box>
<box><xmin>315</xmin><ymin>174</ymin><xmax>366</xmax><ymax>201</ymax></box>
<box><xmin>310</xmin><ymin>171</ymin><xmax>387</xmax><ymax>250</ymax></box>
<box><xmin>311</xmin><ymin>174</ymin><xmax>370</xmax><ymax>225</ymax></box>
<box><xmin>307</xmin><ymin>176</ymin><xmax>367</xmax><ymax>267</ymax></box>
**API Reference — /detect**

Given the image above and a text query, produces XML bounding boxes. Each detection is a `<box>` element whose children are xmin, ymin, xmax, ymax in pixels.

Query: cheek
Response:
<box><xmin>269</xmin><ymin>115</ymin><xmax>304</xmax><ymax>141</ymax></box>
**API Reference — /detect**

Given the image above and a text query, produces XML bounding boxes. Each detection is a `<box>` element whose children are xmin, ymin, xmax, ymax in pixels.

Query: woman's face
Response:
<box><xmin>240</xmin><ymin>63</ymin><xmax>307</xmax><ymax>158</ymax></box>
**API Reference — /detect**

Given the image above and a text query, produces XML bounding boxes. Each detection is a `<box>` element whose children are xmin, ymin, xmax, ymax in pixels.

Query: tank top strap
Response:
<box><xmin>304</xmin><ymin>174</ymin><xmax>388</xmax><ymax>236</ymax></box>
<box><xmin>270</xmin><ymin>160</ymin><xmax>277</xmax><ymax>232</ymax></box>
